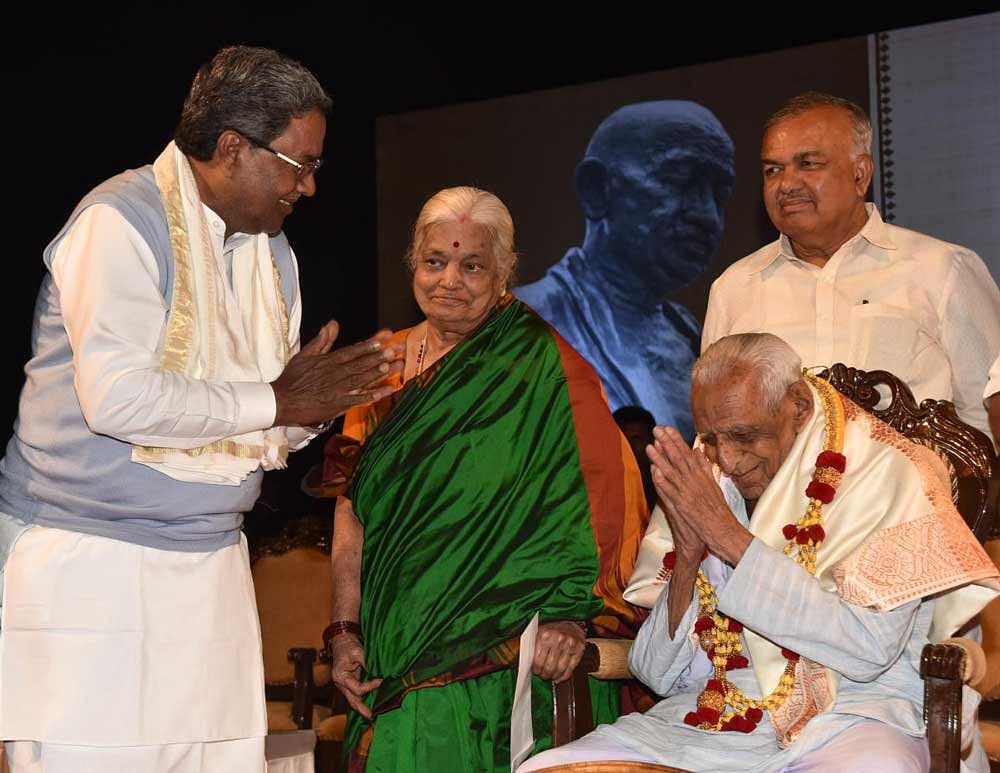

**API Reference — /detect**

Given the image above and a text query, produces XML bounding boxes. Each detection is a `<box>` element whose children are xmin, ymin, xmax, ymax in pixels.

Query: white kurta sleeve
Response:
<box><xmin>628</xmin><ymin>577</ymin><xmax>702</xmax><ymax>697</ymax></box>
<box><xmin>52</xmin><ymin>204</ymin><xmax>279</xmax><ymax>448</ymax></box>
<box><xmin>717</xmin><ymin>538</ymin><xmax>920</xmax><ymax>682</ymax></box>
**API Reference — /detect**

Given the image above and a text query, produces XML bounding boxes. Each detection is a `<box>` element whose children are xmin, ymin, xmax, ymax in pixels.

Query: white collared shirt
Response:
<box><xmin>51</xmin><ymin>202</ymin><xmax>314</xmax><ymax>449</ymax></box>
<box><xmin>703</xmin><ymin>204</ymin><xmax>1000</xmax><ymax>437</ymax></box>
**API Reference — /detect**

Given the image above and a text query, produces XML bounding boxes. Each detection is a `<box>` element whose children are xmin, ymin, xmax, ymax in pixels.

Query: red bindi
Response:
<box><xmin>453</xmin><ymin>241</ymin><xmax>460</xmax><ymax>248</ymax></box>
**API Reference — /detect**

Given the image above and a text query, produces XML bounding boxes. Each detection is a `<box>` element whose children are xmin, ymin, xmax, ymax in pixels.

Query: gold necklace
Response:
<box><xmin>414</xmin><ymin>329</ymin><xmax>428</xmax><ymax>377</ymax></box>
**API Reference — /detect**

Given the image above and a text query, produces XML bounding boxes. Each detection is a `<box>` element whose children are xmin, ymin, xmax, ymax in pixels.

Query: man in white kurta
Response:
<box><xmin>702</xmin><ymin>92</ymin><xmax>1000</xmax><ymax>438</ymax></box>
<box><xmin>0</xmin><ymin>46</ymin><xmax>402</xmax><ymax>773</ymax></box>
<box><xmin>520</xmin><ymin>333</ymin><xmax>999</xmax><ymax>773</ymax></box>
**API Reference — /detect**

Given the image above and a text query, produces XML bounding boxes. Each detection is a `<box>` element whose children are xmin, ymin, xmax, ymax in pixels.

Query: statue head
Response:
<box><xmin>576</xmin><ymin>101</ymin><xmax>734</xmax><ymax>297</ymax></box>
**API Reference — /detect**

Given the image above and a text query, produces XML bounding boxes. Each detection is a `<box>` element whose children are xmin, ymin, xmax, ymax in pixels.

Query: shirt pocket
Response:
<box><xmin>847</xmin><ymin>302</ymin><xmax>937</xmax><ymax>379</ymax></box>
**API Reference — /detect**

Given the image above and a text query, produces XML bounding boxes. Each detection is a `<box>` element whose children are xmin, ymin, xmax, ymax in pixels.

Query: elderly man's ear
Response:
<box><xmin>575</xmin><ymin>158</ymin><xmax>611</xmax><ymax>220</ymax></box>
<box><xmin>788</xmin><ymin>380</ymin><xmax>815</xmax><ymax>431</ymax></box>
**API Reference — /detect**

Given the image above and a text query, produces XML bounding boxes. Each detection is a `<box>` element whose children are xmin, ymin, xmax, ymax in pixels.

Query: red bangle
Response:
<box><xmin>323</xmin><ymin>620</ymin><xmax>363</xmax><ymax>648</ymax></box>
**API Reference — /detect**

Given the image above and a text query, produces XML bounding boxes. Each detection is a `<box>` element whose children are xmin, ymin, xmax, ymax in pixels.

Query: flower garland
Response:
<box><xmin>661</xmin><ymin>371</ymin><xmax>846</xmax><ymax>733</ymax></box>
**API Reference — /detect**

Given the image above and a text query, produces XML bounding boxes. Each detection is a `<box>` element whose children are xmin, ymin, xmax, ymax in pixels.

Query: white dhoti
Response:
<box><xmin>518</xmin><ymin>719</ymin><xmax>931</xmax><ymax>772</ymax></box>
<box><xmin>0</xmin><ymin>525</ymin><xmax>267</xmax><ymax>771</ymax></box>
<box><xmin>5</xmin><ymin>737</ymin><xmax>266</xmax><ymax>773</ymax></box>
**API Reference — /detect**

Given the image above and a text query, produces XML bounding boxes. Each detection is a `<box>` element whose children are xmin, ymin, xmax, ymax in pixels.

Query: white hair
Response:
<box><xmin>404</xmin><ymin>186</ymin><xmax>518</xmax><ymax>285</ymax></box>
<box><xmin>693</xmin><ymin>333</ymin><xmax>803</xmax><ymax>414</ymax></box>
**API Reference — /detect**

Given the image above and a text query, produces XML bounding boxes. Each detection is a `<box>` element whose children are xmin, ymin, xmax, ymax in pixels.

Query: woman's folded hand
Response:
<box><xmin>533</xmin><ymin>620</ymin><xmax>587</xmax><ymax>684</ymax></box>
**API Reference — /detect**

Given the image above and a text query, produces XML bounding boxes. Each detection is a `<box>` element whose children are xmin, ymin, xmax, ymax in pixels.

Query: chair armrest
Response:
<box><xmin>939</xmin><ymin>637</ymin><xmax>987</xmax><ymax>688</ymax></box>
<box><xmin>582</xmin><ymin>638</ymin><xmax>634</xmax><ymax>680</ymax></box>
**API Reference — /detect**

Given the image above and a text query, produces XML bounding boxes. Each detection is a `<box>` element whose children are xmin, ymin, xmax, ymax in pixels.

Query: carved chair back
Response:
<box><xmin>817</xmin><ymin>363</ymin><xmax>998</xmax><ymax>539</ymax></box>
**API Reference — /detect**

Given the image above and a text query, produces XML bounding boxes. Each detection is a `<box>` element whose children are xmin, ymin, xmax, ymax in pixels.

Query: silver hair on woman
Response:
<box><xmin>693</xmin><ymin>333</ymin><xmax>803</xmax><ymax>414</ymax></box>
<box><xmin>404</xmin><ymin>186</ymin><xmax>518</xmax><ymax>286</ymax></box>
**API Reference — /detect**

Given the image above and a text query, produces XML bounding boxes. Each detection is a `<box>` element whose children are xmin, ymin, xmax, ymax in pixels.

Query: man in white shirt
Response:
<box><xmin>702</xmin><ymin>92</ymin><xmax>1000</xmax><ymax>438</ymax></box>
<box><xmin>0</xmin><ymin>46</ymin><xmax>401</xmax><ymax>772</ymax></box>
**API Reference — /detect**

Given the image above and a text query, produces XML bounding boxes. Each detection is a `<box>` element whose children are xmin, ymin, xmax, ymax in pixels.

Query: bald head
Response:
<box><xmin>585</xmin><ymin>100</ymin><xmax>734</xmax><ymax>169</ymax></box>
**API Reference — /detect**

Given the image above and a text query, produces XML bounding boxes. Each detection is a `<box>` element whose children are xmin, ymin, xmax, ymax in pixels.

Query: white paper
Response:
<box><xmin>510</xmin><ymin>612</ymin><xmax>539</xmax><ymax>771</ymax></box>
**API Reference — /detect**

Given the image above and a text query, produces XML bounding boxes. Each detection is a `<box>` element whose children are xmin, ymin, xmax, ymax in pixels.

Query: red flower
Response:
<box><xmin>723</xmin><ymin>715</ymin><xmax>755</xmax><ymax>732</ymax></box>
<box><xmin>695</xmin><ymin>616</ymin><xmax>715</xmax><ymax>633</ymax></box>
<box><xmin>816</xmin><ymin>451</ymin><xmax>846</xmax><ymax>473</ymax></box>
<box><xmin>662</xmin><ymin>551</ymin><xmax>676</xmax><ymax>571</ymax></box>
<box><xmin>705</xmin><ymin>679</ymin><xmax>725</xmax><ymax>693</ymax></box>
<box><xmin>808</xmin><ymin>524</ymin><xmax>826</xmax><ymax>543</ymax></box>
<box><xmin>796</xmin><ymin>530</ymin><xmax>811</xmax><ymax>545</ymax></box>
<box><xmin>702</xmin><ymin>548</ymin><xmax>710</xmax><ymax>561</ymax></box>
<box><xmin>683</xmin><ymin>711</ymin><xmax>702</xmax><ymax>727</ymax></box>
<box><xmin>781</xmin><ymin>648</ymin><xmax>800</xmax><ymax>662</ymax></box>
<box><xmin>726</xmin><ymin>655</ymin><xmax>749</xmax><ymax>670</ymax></box>
<box><xmin>805</xmin><ymin>480</ymin><xmax>835</xmax><ymax>504</ymax></box>
<box><xmin>727</xmin><ymin>620</ymin><xmax>744</xmax><ymax>633</ymax></box>
<box><xmin>696</xmin><ymin>706</ymin><xmax>721</xmax><ymax>724</ymax></box>
<box><xmin>745</xmin><ymin>707</ymin><xmax>763</xmax><ymax>723</ymax></box>
<box><xmin>782</xmin><ymin>524</ymin><xmax>799</xmax><ymax>540</ymax></box>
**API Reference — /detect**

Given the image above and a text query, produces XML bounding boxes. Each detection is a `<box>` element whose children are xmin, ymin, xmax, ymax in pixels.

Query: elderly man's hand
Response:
<box><xmin>271</xmin><ymin>321</ymin><xmax>404</xmax><ymax>427</ymax></box>
<box><xmin>648</xmin><ymin>426</ymin><xmax>752</xmax><ymax>566</ymax></box>
<box><xmin>533</xmin><ymin>621</ymin><xmax>587</xmax><ymax>684</ymax></box>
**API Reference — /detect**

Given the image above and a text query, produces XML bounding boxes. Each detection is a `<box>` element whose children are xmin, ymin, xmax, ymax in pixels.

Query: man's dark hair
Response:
<box><xmin>174</xmin><ymin>46</ymin><xmax>332</xmax><ymax>161</ymax></box>
<box><xmin>613</xmin><ymin>405</ymin><xmax>656</xmax><ymax>430</ymax></box>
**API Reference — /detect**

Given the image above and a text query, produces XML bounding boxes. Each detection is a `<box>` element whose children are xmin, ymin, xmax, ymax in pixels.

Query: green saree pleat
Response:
<box><xmin>344</xmin><ymin>299</ymin><xmax>634</xmax><ymax>769</ymax></box>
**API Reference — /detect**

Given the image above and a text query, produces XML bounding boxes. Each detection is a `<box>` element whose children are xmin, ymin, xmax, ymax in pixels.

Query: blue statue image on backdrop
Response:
<box><xmin>514</xmin><ymin>100</ymin><xmax>735</xmax><ymax>440</ymax></box>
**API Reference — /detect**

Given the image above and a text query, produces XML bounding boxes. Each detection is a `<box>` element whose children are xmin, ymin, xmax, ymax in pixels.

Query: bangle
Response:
<box><xmin>323</xmin><ymin>620</ymin><xmax>363</xmax><ymax>649</ymax></box>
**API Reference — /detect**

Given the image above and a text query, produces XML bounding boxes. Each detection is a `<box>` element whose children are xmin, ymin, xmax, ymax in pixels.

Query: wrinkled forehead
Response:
<box><xmin>420</xmin><ymin>220</ymin><xmax>495</xmax><ymax>258</ymax></box>
<box><xmin>692</xmin><ymin>373</ymin><xmax>770</xmax><ymax>432</ymax></box>
<box><xmin>761</xmin><ymin>106</ymin><xmax>856</xmax><ymax>153</ymax></box>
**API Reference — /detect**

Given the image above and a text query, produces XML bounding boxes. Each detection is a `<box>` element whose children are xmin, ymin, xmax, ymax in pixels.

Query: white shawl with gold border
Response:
<box><xmin>130</xmin><ymin>142</ymin><xmax>290</xmax><ymax>485</ymax></box>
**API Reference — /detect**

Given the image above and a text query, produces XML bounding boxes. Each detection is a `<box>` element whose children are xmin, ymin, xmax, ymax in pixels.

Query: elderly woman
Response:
<box><xmin>319</xmin><ymin>187</ymin><xmax>648</xmax><ymax>772</ymax></box>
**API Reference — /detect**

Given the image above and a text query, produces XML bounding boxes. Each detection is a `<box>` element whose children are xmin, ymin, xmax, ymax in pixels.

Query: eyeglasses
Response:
<box><xmin>240</xmin><ymin>132</ymin><xmax>323</xmax><ymax>180</ymax></box>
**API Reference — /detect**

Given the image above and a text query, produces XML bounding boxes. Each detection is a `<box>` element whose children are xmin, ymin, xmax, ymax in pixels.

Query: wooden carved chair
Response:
<box><xmin>250</xmin><ymin>511</ymin><xmax>347</xmax><ymax>773</ymax></box>
<box><xmin>547</xmin><ymin>364</ymin><xmax>999</xmax><ymax>773</ymax></box>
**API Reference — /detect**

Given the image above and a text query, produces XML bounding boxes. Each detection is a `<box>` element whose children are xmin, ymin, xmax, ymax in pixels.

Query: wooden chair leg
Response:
<box><xmin>922</xmin><ymin>642</ymin><xmax>966</xmax><ymax>773</ymax></box>
<box><xmin>289</xmin><ymin>647</ymin><xmax>317</xmax><ymax>730</ymax></box>
<box><xmin>552</xmin><ymin>664</ymin><xmax>595</xmax><ymax>746</ymax></box>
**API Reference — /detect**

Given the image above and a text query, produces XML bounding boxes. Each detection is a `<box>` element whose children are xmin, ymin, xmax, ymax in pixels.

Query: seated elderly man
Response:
<box><xmin>520</xmin><ymin>332</ymin><xmax>1000</xmax><ymax>773</ymax></box>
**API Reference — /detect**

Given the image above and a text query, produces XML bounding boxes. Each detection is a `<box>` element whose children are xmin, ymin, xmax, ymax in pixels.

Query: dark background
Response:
<box><xmin>4</xmin><ymin>3</ymin><xmax>995</xmax><ymax>518</ymax></box>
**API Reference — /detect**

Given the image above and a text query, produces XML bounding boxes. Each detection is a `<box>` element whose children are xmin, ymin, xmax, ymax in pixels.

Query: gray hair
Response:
<box><xmin>404</xmin><ymin>186</ymin><xmax>518</xmax><ymax>285</ymax></box>
<box><xmin>765</xmin><ymin>91</ymin><xmax>872</xmax><ymax>159</ymax></box>
<box><xmin>693</xmin><ymin>333</ymin><xmax>803</xmax><ymax>414</ymax></box>
<box><xmin>174</xmin><ymin>46</ymin><xmax>332</xmax><ymax>161</ymax></box>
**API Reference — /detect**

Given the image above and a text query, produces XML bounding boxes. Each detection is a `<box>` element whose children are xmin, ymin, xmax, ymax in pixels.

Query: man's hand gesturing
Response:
<box><xmin>271</xmin><ymin>321</ymin><xmax>404</xmax><ymax>428</ymax></box>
